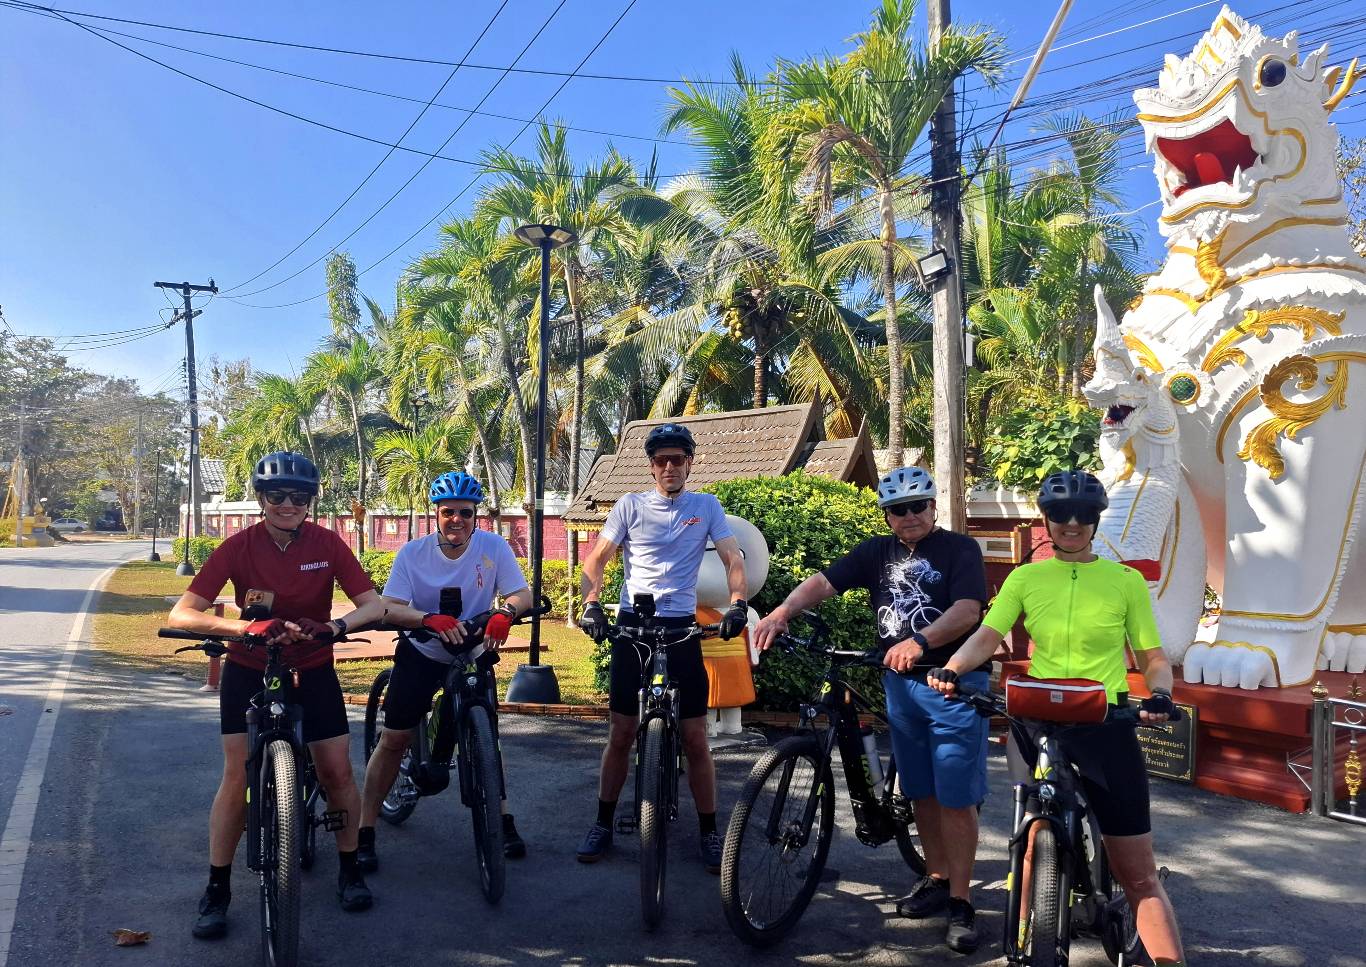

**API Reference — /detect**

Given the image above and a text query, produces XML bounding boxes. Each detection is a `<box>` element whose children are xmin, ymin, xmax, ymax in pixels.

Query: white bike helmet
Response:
<box><xmin>877</xmin><ymin>466</ymin><xmax>936</xmax><ymax>508</ymax></box>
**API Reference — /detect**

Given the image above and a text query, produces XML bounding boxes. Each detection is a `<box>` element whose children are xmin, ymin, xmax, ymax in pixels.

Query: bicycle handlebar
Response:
<box><xmin>606</xmin><ymin>621</ymin><xmax>721</xmax><ymax>646</ymax></box>
<box><xmin>950</xmin><ymin>684</ymin><xmax>1183</xmax><ymax>724</ymax></box>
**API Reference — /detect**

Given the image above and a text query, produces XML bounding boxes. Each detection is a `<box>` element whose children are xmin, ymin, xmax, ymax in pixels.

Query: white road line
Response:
<box><xmin>0</xmin><ymin>563</ymin><xmax>119</xmax><ymax>967</ymax></box>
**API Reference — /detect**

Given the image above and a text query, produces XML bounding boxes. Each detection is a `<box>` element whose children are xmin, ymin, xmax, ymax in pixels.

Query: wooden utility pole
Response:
<box><xmin>154</xmin><ymin>280</ymin><xmax>215</xmax><ymax>542</ymax></box>
<box><xmin>927</xmin><ymin>0</ymin><xmax>967</xmax><ymax>532</ymax></box>
<box><xmin>133</xmin><ymin>410</ymin><xmax>144</xmax><ymax>537</ymax></box>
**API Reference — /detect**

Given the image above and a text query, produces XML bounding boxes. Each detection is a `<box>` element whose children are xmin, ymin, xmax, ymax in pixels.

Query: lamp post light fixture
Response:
<box><xmin>505</xmin><ymin>223</ymin><xmax>577</xmax><ymax>705</ymax></box>
<box><xmin>916</xmin><ymin>247</ymin><xmax>953</xmax><ymax>285</ymax></box>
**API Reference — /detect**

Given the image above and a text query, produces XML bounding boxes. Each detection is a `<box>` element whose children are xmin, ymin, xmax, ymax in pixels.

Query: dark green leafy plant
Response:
<box><xmin>981</xmin><ymin>395</ymin><xmax>1100</xmax><ymax>491</ymax></box>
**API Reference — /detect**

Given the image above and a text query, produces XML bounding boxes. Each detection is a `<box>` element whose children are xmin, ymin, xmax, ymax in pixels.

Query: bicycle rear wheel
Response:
<box><xmin>364</xmin><ymin>668</ymin><xmax>418</xmax><ymax>825</ymax></box>
<box><xmin>1027</xmin><ymin>824</ymin><xmax>1065</xmax><ymax>967</ymax></box>
<box><xmin>638</xmin><ymin>716</ymin><xmax>670</xmax><ymax>930</ymax></box>
<box><xmin>462</xmin><ymin>705</ymin><xmax>505</xmax><ymax>904</ymax></box>
<box><xmin>298</xmin><ymin>755</ymin><xmax>318</xmax><ymax>872</ymax></box>
<box><xmin>259</xmin><ymin>739</ymin><xmax>301</xmax><ymax>967</ymax></box>
<box><xmin>720</xmin><ymin>735</ymin><xmax>835</xmax><ymax>947</ymax></box>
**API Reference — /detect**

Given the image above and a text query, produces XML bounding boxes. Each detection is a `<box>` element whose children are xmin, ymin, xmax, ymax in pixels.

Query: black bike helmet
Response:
<box><xmin>251</xmin><ymin>451</ymin><xmax>320</xmax><ymax>495</ymax></box>
<box><xmin>1038</xmin><ymin>469</ymin><xmax>1108</xmax><ymax>513</ymax></box>
<box><xmin>643</xmin><ymin>422</ymin><xmax>696</xmax><ymax>457</ymax></box>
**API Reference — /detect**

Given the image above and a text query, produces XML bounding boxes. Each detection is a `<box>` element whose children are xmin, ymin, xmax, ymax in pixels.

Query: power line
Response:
<box><xmin>220</xmin><ymin>0</ymin><xmax>514</xmax><ymax>295</ymax></box>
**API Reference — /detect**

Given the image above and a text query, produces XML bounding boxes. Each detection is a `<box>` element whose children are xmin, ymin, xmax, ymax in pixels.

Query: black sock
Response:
<box><xmin>699</xmin><ymin>812</ymin><xmax>717</xmax><ymax>836</ymax></box>
<box><xmin>358</xmin><ymin>827</ymin><xmax>375</xmax><ymax>849</ymax></box>
<box><xmin>208</xmin><ymin>863</ymin><xmax>231</xmax><ymax>893</ymax></box>
<box><xmin>338</xmin><ymin>850</ymin><xmax>359</xmax><ymax>875</ymax></box>
<box><xmin>596</xmin><ymin>799</ymin><xmax>617</xmax><ymax>828</ymax></box>
<box><xmin>502</xmin><ymin>813</ymin><xmax>517</xmax><ymax>831</ymax></box>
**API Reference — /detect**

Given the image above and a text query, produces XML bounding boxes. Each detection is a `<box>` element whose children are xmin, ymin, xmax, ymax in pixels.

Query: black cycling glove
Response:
<box><xmin>927</xmin><ymin>667</ymin><xmax>958</xmax><ymax>687</ymax></box>
<box><xmin>1140</xmin><ymin>689</ymin><xmax>1176</xmax><ymax>717</ymax></box>
<box><xmin>578</xmin><ymin>601</ymin><xmax>609</xmax><ymax>643</ymax></box>
<box><xmin>719</xmin><ymin>599</ymin><xmax>749</xmax><ymax>640</ymax></box>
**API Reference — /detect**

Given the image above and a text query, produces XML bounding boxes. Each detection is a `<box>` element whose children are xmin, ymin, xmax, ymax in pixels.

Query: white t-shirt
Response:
<box><xmin>382</xmin><ymin>530</ymin><xmax>529</xmax><ymax>662</ymax></box>
<box><xmin>602</xmin><ymin>490</ymin><xmax>734</xmax><ymax>618</ymax></box>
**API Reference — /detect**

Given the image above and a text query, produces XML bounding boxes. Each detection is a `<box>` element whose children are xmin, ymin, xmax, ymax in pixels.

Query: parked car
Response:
<box><xmin>49</xmin><ymin>518</ymin><xmax>87</xmax><ymax>534</ymax></box>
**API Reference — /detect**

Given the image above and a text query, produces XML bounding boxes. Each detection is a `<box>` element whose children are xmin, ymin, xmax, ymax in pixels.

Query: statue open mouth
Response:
<box><xmin>1156</xmin><ymin>119</ymin><xmax>1260</xmax><ymax>198</ymax></box>
<box><xmin>1104</xmin><ymin>404</ymin><xmax>1135</xmax><ymax>427</ymax></box>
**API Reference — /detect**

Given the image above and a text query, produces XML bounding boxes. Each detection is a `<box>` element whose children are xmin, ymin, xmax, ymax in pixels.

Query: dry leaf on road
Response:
<box><xmin>112</xmin><ymin>929</ymin><xmax>151</xmax><ymax>946</ymax></box>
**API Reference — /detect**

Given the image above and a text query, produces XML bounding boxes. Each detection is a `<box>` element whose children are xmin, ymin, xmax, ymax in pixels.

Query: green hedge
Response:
<box><xmin>359</xmin><ymin>549</ymin><xmax>395</xmax><ymax>591</ymax></box>
<box><xmin>171</xmin><ymin>536</ymin><xmax>225</xmax><ymax>567</ymax></box>
<box><xmin>354</xmin><ymin>549</ymin><xmax>577</xmax><ymax>619</ymax></box>
<box><xmin>590</xmin><ymin>473</ymin><xmax>888</xmax><ymax>710</ymax></box>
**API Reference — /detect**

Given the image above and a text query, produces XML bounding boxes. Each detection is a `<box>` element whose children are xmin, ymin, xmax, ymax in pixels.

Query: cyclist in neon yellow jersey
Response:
<box><xmin>929</xmin><ymin>470</ymin><xmax>1186</xmax><ymax>967</ymax></box>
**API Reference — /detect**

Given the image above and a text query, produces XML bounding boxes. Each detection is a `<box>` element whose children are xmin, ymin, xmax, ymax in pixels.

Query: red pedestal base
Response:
<box><xmin>1000</xmin><ymin>661</ymin><xmax>1360</xmax><ymax>812</ymax></box>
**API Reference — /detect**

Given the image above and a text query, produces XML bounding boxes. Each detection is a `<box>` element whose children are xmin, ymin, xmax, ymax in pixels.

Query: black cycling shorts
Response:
<box><xmin>382</xmin><ymin>637</ymin><xmax>461</xmax><ymax>731</ymax></box>
<box><xmin>608</xmin><ymin>614</ymin><xmax>709</xmax><ymax>720</ymax></box>
<box><xmin>219</xmin><ymin>658</ymin><xmax>349</xmax><ymax>744</ymax></box>
<box><xmin>1010</xmin><ymin>712</ymin><xmax>1151</xmax><ymax>837</ymax></box>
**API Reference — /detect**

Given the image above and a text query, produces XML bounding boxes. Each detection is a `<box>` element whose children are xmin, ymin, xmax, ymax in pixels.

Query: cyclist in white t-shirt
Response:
<box><xmin>356</xmin><ymin>472</ymin><xmax>532</xmax><ymax>872</ymax></box>
<box><xmin>576</xmin><ymin>423</ymin><xmax>749</xmax><ymax>871</ymax></box>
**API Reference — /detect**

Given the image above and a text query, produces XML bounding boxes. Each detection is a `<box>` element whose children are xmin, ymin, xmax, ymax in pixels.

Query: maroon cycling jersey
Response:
<box><xmin>188</xmin><ymin>521</ymin><xmax>372</xmax><ymax>671</ymax></box>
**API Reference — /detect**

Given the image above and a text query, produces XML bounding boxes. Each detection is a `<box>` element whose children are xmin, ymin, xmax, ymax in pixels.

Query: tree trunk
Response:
<box><xmin>753</xmin><ymin>326</ymin><xmax>768</xmax><ymax>408</ymax></box>
<box><xmin>880</xmin><ymin>188</ymin><xmax>905</xmax><ymax>465</ymax></box>
<box><xmin>472</xmin><ymin>416</ymin><xmax>501</xmax><ymax>520</ymax></box>
<box><xmin>565</xmin><ymin>262</ymin><xmax>586</xmax><ymax>508</ymax></box>
<box><xmin>495</xmin><ymin>330</ymin><xmax>535</xmax><ymax>515</ymax></box>
<box><xmin>1069</xmin><ymin>249</ymin><xmax>1093</xmax><ymax>399</ymax></box>
<box><xmin>350</xmin><ymin>395</ymin><xmax>366</xmax><ymax>554</ymax></box>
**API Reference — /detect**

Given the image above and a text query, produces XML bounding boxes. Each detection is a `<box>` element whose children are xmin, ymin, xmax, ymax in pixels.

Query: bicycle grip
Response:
<box><xmin>158</xmin><ymin>628</ymin><xmax>218</xmax><ymax>641</ymax></box>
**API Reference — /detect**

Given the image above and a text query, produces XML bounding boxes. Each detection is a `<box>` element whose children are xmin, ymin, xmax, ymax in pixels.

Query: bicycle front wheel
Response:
<box><xmin>462</xmin><ymin>705</ymin><xmax>505</xmax><ymax>904</ymax></box>
<box><xmin>364</xmin><ymin>668</ymin><xmax>418</xmax><ymax>825</ymax></box>
<box><xmin>638</xmin><ymin>716</ymin><xmax>670</xmax><ymax>930</ymax></box>
<box><xmin>720</xmin><ymin>735</ymin><xmax>835</xmax><ymax>947</ymax></box>
<box><xmin>298</xmin><ymin>756</ymin><xmax>318</xmax><ymax>872</ymax></box>
<box><xmin>259</xmin><ymin>739</ymin><xmax>301</xmax><ymax>967</ymax></box>
<box><xmin>1027</xmin><ymin>823</ymin><xmax>1065</xmax><ymax>967</ymax></box>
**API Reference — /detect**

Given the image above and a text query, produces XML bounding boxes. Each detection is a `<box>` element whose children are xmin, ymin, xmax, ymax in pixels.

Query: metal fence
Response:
<box><xmin>1310</xmin><ymin>686</ymin><xmax>1365</xmax><ymax>826</ymax></box>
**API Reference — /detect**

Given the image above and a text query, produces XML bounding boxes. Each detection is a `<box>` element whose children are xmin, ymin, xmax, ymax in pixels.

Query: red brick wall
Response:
<box><xmin>311</xmin><ymin>511</ymin><xmax>573</xmax><ymax>560</ymax></box>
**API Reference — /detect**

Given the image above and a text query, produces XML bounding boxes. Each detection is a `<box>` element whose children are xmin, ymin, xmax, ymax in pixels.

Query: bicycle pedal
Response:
<box><xmin>615</xmin><ymin>815</ymin><xmax>638</xmax><ymax>835</ymax></box>
<box><xmin>321</xmin><ymin>809</ymin><xmax>348</xmax><ymax>833</ymax></box>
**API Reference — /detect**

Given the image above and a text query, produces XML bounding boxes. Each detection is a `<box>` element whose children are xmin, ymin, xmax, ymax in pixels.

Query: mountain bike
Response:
<box><xmin>952</xmin><ymin>684</ymin><xmax>1181</xmax><ymax>967</ymax></box>
<box><xmin>362</xmin><ymin>597</ymin><xmax>551</xmax><ymax>904</ymax></box>
<box><xmin>159</xmin><ymin>629</ymin><xmax>344</xmax><ymax>967</ymax></box>
<box><xmin>602</xmin><ymin>593</ymin><xmax>719</xmax><ymax>930</ymax></box>
<box><xmin>719</xmin><ymin>610</ymin><xmax>926</xmax><ymax>947</ymax></box>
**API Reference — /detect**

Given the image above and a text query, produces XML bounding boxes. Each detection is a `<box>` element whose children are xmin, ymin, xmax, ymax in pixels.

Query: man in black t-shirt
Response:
<box><xmin>752</xmin><ymin>466</ymin><xmax>989</xmax><ymax>954</ymax></box>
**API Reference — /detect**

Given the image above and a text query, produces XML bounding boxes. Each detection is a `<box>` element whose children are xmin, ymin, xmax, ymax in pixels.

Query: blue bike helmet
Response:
<box><xmin>429</xmin><ymin>471</ymin><xmax>485</xmax><ymax>504</ymax></box>
<box><xmin>251</xmin><ymin>451</ymin><xmax>320</xmax><ymax>496</ymax></box>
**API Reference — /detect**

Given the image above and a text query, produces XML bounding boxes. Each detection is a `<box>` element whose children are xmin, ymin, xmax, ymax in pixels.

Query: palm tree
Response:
<box><xmin>480</xmin><ymin>123</ymin><xmax>637</xmax><ymax>500</ymax></box>
<box><xmin>373</xmin><ymin>419</ymin><xmax>464</xmax><ymax>540</ymax></box>
<box><xmin>768</xmin><ymin>0</ymin><xmax>1004</xmax><ymax>464</ymax></box>
<box><xmin>220</xmin><ymin>373</ymin><xmax>321</xmax><ymax>494</ymax></box>
<box><xmin>303</xmin><ymin>338</ymin><xmax>381</xmax><ymax>551</ymax></box>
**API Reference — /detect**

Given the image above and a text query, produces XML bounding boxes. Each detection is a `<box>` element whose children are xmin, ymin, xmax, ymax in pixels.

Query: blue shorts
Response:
<box><xmin>883</xmin><ymin>670</ymin><xmax>990</xmax><ymax>809</ymax></box>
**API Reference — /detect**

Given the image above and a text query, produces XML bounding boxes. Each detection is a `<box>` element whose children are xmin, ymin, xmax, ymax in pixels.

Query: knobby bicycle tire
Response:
<box><xmin>720</xmin><ymin>735</ymin><xmax>835</xmax><ymax>947</ymax></box>
<box><xmin>260</xmin><ymin>739</ymin><xmax>301</xmax><ymax>967</ymax></box>
<box><xmin>364</xmin><ymin>668</ymin><xmax>418</xmax><ymax>825</ymax></box>
<box><xmin>892</xmin><ymin>811</ymin><xmax>926</xmax><ymax>877</ymax></box>
<box><xmin>462</xmin><ymin>705</ymin><xmax>505</xmax><ymax>904</ymax></box>
<box><xmin>638</xmin><ymin>716</ymin><xmax>670</xmax><ymax>930</ymax></box>
<box><xmin>1028</xmin><ymin>823</ymin><xmax>1064</xmax><ymax>967</ymax></box>
<box><xmin>299</xmin><ymin>762</ymin><xmax>318</xmax><ymax>872</ymax></box>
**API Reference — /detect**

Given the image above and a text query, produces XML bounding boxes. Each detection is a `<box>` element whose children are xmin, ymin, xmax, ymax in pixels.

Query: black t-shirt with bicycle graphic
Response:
<box><xmin>823</xmin><ymin>528</ymin><xmax>988</xmax><ymax>671</ymax></box>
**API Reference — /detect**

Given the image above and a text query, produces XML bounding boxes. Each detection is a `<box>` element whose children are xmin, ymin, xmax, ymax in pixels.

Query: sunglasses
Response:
<box><xmin>438</xmin><ymin>507</ymin><xmax>476</xmax><ymax>520</ymax></box>
<box><xmin>650</xmin><ymin>454</ymin><xmax>689</xmax><ymax>468</ymax></box>
<box><xmin>262</xmin><ymin>491</ymin><xmax>312</xmax><ymax>507</ymax></box>
<box><xmin>886</xmin><ymin>499</ymin><xmax>932</xmax><ymax>517</ymax></box>
<box><xmin>1044</xmin><ymin>505</ymin><xmax>1101</xmax><ymax>527</ymax></box>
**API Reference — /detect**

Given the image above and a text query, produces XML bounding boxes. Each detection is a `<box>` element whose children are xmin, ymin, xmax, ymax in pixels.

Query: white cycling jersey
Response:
<box><xmin>602</xmin><ymin>490</ymin><xmax>734</xmax><ymax>618</ymax></box>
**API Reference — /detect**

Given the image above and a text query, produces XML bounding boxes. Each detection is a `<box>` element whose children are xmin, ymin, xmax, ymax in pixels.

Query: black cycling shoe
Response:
<box><xmin>897</xmin><ymin>875</ymin><xmax>950</xmax><ymax>919</ymax></box>
<box><xmin>356</xmin><ymin>841</ymin><xmax>378</xmax><ymax>874</ymax></box>
<box><xmin>946</xmin><ymin>897</ymin><xmax>979</xmax><ymax>953</ymax></box>
<box><xmin>503</xmin><ymin>814</ymin><xmax>527</xmax><ymax>859</ymax></box>
<box><xmin>699</xmin><ymin>831</ymin><xmax>722</xmax><ymax>874</ymax></box>
<box><xmin>337</xmin><ymin>869</ymin><xmax>373</xmax><ymax>912</ymax></box>
<box><xmin>576</xmin><ymin>823</ymin><xmax>612</xmax><ymax>863</ymax></box>
<box><xmin>192</xmin><ymin>887</ymin><xmax>229</xmax><ymax>940</ymax></box>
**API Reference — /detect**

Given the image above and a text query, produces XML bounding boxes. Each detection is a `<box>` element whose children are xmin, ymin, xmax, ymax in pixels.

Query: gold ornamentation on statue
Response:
<box><xmin>1323</xmin><ymin>58</ymin><xmax>1361</xmax><ymax>114</ymax></box>
<box><xmin>1311</xmin><ymin>680</ymin><xmax>1329</xmax><ymax>699</ymax></box>
<box><xmin>1201</xmin><ymin>306</ymin><xmax>1345</xmax><ymax>374</ymax></box>
<box><xmin>1195</xmin><ymin>231</ymin><xmax>1227</xmax><ymax>293</ymax></box>
<box><xmin>1116</xmin><ymin>440</ymin><xmax>1137</xmax><ymax>484</ymax></box>
<box><xmin>1238</xmin><ymin>355</ymin><xmax>1350</xmax><ymax>479</ymax></box>
<box><xmin>1123</xmin><ymin>333</ymin><xmax>1163</xmax><ymax>373</ymax></box>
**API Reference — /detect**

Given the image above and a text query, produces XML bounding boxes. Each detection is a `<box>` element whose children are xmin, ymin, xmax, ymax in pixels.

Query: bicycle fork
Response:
<box><xmin>1003</xmin><ymin>783</ymin><xmax>1078</xmax><ymax>967</ymax></box>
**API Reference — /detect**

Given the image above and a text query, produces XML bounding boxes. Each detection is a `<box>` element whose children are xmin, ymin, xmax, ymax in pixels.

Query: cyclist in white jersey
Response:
<box><xmin>576</xmin><ymin>423</ymin><xmax>749</xmax><ymax>871</ymax></box>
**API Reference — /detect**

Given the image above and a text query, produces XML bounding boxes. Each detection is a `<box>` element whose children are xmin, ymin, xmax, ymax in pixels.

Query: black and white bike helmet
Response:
<box><xmin>876</xmin><ymin>466</ymin><xmax>936</xmax><ymax>508</ymax></box>
<box><xmin>1038</xmin><ymin>470</ymin><xmax>1109</xmax><ymax>513</ymax></box>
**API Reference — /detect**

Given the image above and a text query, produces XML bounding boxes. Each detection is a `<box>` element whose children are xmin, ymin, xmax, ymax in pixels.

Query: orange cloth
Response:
<box><xmin>697</xmin><ymin>606</ymin><xmax>756</xmax><ymax>708</ymax></box>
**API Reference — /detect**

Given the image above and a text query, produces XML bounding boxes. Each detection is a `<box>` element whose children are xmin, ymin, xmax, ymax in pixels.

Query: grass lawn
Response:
<box><xmin>91</xmin><ymin>561</ymin><xmax>606</xmax><ymax>705</ymax></box>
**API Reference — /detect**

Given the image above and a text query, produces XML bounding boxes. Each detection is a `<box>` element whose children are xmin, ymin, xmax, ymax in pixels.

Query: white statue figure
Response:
<box><xmin>1087</xmin><ymin>6</ymin><xmax>1366</xmax><ymax>689</ymax></box>
<box><xmin>696</xmin><ymin>515</ymin><xmax>770</xmax><ymax>736</ymax></box>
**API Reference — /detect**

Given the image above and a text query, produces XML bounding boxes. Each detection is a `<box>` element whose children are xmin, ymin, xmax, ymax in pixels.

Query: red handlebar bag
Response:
<box><xmin>1005</xmin><ymin>676</ymin><xmax>1108</xmax><ymax>724</ymax></box>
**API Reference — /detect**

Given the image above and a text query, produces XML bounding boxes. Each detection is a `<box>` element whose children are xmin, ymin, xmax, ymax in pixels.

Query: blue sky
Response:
<box><xmin>2</xmin><ymin>0</ymin><xmax>1362</xmax><ymax>397</ymax></box>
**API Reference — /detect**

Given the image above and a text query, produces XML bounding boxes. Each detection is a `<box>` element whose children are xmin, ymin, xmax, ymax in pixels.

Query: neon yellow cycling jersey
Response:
<box><xmin>981</xmin><ymin>556</ymin><xmax>1161</xmax><ymax>703</ymax></box>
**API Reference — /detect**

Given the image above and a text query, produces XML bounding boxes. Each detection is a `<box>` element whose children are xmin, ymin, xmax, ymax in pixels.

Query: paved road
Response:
<box><xmin>2</xmin><ymin>545</ymin><xmax>1364</xmax><ymax>966</ymax></box>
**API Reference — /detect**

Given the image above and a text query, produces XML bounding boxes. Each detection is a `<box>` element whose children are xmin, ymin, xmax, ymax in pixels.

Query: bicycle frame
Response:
<box><xmin>617</xmin><ymin>624</ymin><xmax>688</xmax><ymax>831</ymax></box>
<box><xmin>244</xmin><ymin>646</ymin><xmax>309</xmax><ymax>875</ymax></box>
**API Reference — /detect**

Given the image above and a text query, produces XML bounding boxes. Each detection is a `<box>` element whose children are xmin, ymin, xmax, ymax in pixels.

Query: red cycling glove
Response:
<box><xmin>244</xmin><ymin>619</ymin><xmax>289</xmax><ymax>641</ymax></box>
<box><xmin>422</xmin><ymin>613</ymin><xmax>461</xmax><ymax>635</ymax></box>
<box><xmin>484</xmin><ymin>610</ymin><xmax>514</xmax><ymax>645</ymax></box>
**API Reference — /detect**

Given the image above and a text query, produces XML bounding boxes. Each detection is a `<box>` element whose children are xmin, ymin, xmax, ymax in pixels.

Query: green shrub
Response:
<box><xmin>360</xmin><ymin>549</ymin><xmax>396</xmax><ymax>590</ymax></box>
<box><xmin>981</xmin><ymin>395</ymin><xmax>1100</xmax><ymax>491</ymax></box>
<box><xmin>514</xmin><ymin>558</ymin><xmax>582</xmax><ymax>619</ymax></box>
<box><xmin>171</xmin><ymin>536</ymin><xmax>225</xmax><ymax>567</ymax></box>
<box><xmin>590</xmin><ymin>473</ymin><xmax>888</xmax><ymax>710</ymax></box>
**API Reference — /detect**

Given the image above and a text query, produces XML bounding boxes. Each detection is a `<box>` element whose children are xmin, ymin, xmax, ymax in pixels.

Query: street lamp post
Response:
<box><xmin>176</xmin><ymin>476</ymin><xmax>194</xmax><ymax>576</ymax></box>
<box><xmin>505</xmin><ymin>223</ymin><xmax>576</xmax><ymax>705</ymax></box>
<box><xmin>148</xmin><ymin>451</ymin><xmax>162</xmax><ymax>562</ymax></box>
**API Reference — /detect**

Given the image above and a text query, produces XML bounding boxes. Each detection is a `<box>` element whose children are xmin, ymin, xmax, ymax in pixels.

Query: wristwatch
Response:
<box><xmin>332</xmin><ymin>617</ymin><xmax>348</xmax><ymax>638</ymax></box>
<box><xmin>909</xmin><ymin>631</ymin><xmax>929</xmax><ymax>651</ymax></box>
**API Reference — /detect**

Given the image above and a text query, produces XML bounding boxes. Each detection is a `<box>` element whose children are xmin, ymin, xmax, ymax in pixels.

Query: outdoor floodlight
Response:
<box><xmin>514</xmin><ymin>223</ymin><xmax>578</xmax><ymax>249</ymax></box>
<box><xmin>917</xmin><ymin>248</ymin><xmax>952</xmax><ymax>283</ymax></box>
